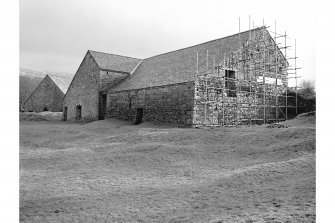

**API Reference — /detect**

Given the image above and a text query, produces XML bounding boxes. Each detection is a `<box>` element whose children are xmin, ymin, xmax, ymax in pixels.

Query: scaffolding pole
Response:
<box><xmin>295</xmin><ymin>39</ymin><xmax>298</xmax><ymax>115</ymax></box>
<box><xmin>262</xmin><ymin>22</ymin><xmax>266</xmax><ymax>124</ymax></box>
<box><xmin>285</xmin><ymin>31</ymin><xmax>288</xmax><ymax>119</ymax></box>
<box><xmin>196</xmin><ymin>52</ymin><xmax>199</xmax><ymax>125</ymax></box>
<box><xmin>275</xmin><ymin>21</ymin><xmax>279</xmax><ymax>123</ymax></box>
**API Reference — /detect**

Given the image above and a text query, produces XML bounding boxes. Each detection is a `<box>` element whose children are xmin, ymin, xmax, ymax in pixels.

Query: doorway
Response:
<box><xmin>135</xmin><ymin>108</ymin><xmax>143</xmax><ymax>125</ymax></box>
<box><xmin>76</xmin><ymin>105</ymin><xmax>82</xmax><ymax>120</ymax></box>
<box><xmin>63</xmin><ymin>107</ymin><xmax>67</xmax><ymax>121</ymax></box>
<box><xmin>99</xmin><ymin>93</ymin><xmax>107</xmax><ymax>120</ymax></box>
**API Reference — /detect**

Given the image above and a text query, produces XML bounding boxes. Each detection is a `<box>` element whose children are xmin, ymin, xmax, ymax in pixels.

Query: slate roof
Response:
<box><xmin>89</xmin><ymin>50</ymin><xmax>142</xmax><ymax>74</ymax></box>
<box><xmin>49</xmin><ymin>75</ymin><xmax>72</xmax><ymax>94</ymax></box>
<box><xmin>105</xmin><ymin>27</ymin><xmax>267</xmax><ymax>92</ymax></box>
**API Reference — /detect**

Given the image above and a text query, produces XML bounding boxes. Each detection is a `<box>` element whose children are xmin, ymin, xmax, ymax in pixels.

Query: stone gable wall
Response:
<box><xmin>63</xmin><ymin>53</ymin><xmax>100</xmax><ymax>121</ymax></box>
<box><xmin>193</xmin><ymin>29</ymin><xmax>288</xmax><ymax>126</ymax></box>
<box><xmin>23</xmin><ymin>76</ymin><xmax>64</xmax><ymax>112</ymax></box>
<box><xmin>106</xmin><ymin>82</ymin><xmax>195</xmax><ymax>126</ymax></box>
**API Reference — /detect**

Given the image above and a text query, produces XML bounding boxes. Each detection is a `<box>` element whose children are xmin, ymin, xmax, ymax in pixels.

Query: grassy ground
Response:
<box><xmin>20</xmin><ymin>114</ymin><xmax>315</xmax><ymax>223</ymax></box>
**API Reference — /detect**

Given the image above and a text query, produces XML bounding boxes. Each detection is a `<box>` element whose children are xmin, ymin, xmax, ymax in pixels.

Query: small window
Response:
<box><xmin>43</xmin><ymin>107</ymin><xmax>48</xmax><ymax>111</ymax></box>
<box><xmin>76</xmin><ymin>105</ymin><xmax>82</xmax><ymax>120</ymax></box>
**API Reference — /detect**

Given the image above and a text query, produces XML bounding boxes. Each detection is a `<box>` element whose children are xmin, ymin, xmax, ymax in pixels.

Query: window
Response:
<box><xmin>225</xmin><ymin>70</ymin><xmax>237</xmax><ymax>97</ymax></box>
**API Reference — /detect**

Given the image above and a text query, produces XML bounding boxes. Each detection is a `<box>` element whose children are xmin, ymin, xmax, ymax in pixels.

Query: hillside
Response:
<box><xmin>20</xmin><ymin>67</ymin><xmax>73</xmax><ymax>79</ymax></box>
<box><xmin>19</xmin><ymin>75</ymin><xmax>43</xmax><ymax>107</ymax></box>
<box><xmin>20</xmin><ymin>114</ymin><xmax>315</xmax><ymax>222</ymax></box>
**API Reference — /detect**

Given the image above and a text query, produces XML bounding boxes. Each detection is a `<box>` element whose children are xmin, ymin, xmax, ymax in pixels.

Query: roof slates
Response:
<box><xmin>109</xmin><ymin>28</ymin><xmax>265</xmax><ymax>92</ymax></box>
<box><xmin>89</xmin><ymin>50</ymin><xmax>142</xmax><ymax>74</ymax></box>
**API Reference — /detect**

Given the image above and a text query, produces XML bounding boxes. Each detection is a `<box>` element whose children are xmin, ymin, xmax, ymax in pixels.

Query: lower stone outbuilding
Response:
<box><xmin>105</xmin><ymin>82</ymin><xmax>195</xmax><ymax>126</ymax></box>
<box><xmin>22</xmin><ymin>75</ymin><xmax>71</xmax><ymax>112</ymax></box>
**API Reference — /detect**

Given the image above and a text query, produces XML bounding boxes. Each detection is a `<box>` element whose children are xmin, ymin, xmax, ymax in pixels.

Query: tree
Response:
<box><xmin>299</xmin><ymin>80</ymin><xmax>315</xmax><ymax>99</ymax></box>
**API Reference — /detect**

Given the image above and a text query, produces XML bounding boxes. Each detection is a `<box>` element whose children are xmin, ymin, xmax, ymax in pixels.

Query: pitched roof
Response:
<box><xmin>49</xmin><ymin>75</ymin><xmax>72</xmax><ymax>94</ymax></box>
<box><xmin>88</xmin><ymin>50</ymin><xmax>142</xmax><ymax>73</ymax></box>
<box><xmin>108</xmin><ymin>27</ymin><xmax>267</xmax><ymax>92</ymax></box>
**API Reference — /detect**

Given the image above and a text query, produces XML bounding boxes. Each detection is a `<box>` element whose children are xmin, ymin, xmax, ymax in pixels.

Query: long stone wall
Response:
<box><xmin>194</xmin><ymin>88</ymin><xmax>284</xmax><ymax>126</ymax></box>
<box><xmin>106</xmin><ymin>82</ymin><xmax>195</xmax><ymax>126</ymax></box>
<box><xmin>63</xmin><ymin>53</ymin><xmax>100</xmax><ymax>121</ymax></box>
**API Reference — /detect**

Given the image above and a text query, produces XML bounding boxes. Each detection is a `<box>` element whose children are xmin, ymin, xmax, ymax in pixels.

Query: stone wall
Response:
<box><xmin>63</xmin><ymin>52</ymin><xmax>100</xmax><ymax>121</ymax></box>
<box><xmin>194</xmin><ymin>75</ymin><xmax>286</xmax><ymax>126</ymax></box>
<box><xmin>23</xmin><ymin>75</ymin><xmax>64</xmax><ymax>112</ymax></box>
<box><xmin>106</xmin><ymin>82</ymin><xmax>195</xmax><ymax>126</ymax></box>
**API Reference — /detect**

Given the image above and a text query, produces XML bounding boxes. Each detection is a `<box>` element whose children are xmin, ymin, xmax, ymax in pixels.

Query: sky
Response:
<box><xmin>20</xmin><ymin>0</ymin><xmax>316</xmax><ymax>85</ymax></box>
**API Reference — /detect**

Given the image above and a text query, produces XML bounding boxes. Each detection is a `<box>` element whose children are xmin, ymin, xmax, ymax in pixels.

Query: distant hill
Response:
<box><xmin>19</xmin><ymin>68</ymin><xmax>74</xmax><ymax>109</ymax></box>
<box><xmin>20</xmin><ymin>67</ymin><xmax>74</xmax><ymax>79</ymax></box>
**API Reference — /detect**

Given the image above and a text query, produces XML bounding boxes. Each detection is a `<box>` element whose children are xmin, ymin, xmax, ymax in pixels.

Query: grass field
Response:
<box><xmin>20</xmin><ymin>113</ymin><xmax>315</xmax><ymax>222</ymax></box>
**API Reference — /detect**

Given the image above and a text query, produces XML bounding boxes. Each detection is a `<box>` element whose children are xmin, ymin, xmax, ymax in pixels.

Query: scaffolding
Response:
<box><xmin>194</xmin><ymin>20</ymin><xmax>301</xmax><ymax>127</ymax></box>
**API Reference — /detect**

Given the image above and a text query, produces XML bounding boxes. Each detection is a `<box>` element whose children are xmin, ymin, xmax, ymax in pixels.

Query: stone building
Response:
<box><xmin>63</xmin><ymin>51</ymin><xmax>142</xmax><ymax>121</ymax></box>
<box><xmin>64</xmin><ymin>27</ymin><xmax>288</xmax><ymax>126</ymax></box>
<box><xmin>23</xmin><ymin>75</ymin><xmax>71</xmax><ymax>112</ymax></box>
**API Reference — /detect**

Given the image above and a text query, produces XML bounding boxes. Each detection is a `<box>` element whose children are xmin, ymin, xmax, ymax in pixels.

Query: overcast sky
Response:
<box><xmin>20</xmin><ymin>0</ymin><xmax>315</xmax><ymax>85</ymax></box>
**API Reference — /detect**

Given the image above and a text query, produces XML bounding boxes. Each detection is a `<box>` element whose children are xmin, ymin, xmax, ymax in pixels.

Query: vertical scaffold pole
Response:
<box><xmin>222</xmin><ymin>54</ymin><xmax>225</xmax><ymax>126</ymax></box>
<box><xmin>249</xmin><ymin>45</ymin><xmax>252</xmax><ymax>126</ymax></box>
<box><xmin>285</xmin><ymin>31</ymin><xmax>288</xmax><ymax>119</ymax></box>
<box><xmin>235</xmin><ymin>52</ymin><xmax>238</xmax><ymax>126</ymax></box>
<box><xmin>262</xmin><ymin>19</ymin><xmax>266</xmax><ymax>124</ymax></box>
<box><xmin>248</xmin><ymin>16</ymin><xmax>251</xmax><ymax>125</ymax></box>
<box><xmin>239</xmin><ymin>17</ymin><xmax>241</xmax><ymax>44</ymax></box>
<box><xmin>196</xmin><ymin>52</ymin><xmax>199</xmax><ymax>125</ymax></box>
<box><xmin>295</xmin><ymin>39</ymin><xmax>298</xmax><ymax>115</ymax></box>
<box><xmin>212</xmin><ymin>54</ymin><xmax>219</xmax><ymax>125</ymax></box>
<box><xmin>253</xmin><ymin>21</ymin><xmax>255</xmax><ymax>39</ymax></box>
<box><xmin>204</xmin><ymin>50</ymin><xmax>208</xmax><ymax>125</ymax></box>
<box><xmin>275</xmin><ymin>21</ymin><xmax>278</xmax><ymax>123</ymax></box>
<box><xmin>249</xmin><ymin>15</ymin><xmax>251</xmax><ymax>40</ymax></box>
<box><xmin>238</xmin><ymin>18</ymin><xmax>241</xmax><ymax>126</ymax></box>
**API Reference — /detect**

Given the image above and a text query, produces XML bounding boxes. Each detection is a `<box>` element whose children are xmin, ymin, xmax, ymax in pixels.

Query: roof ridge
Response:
<box><xmin>88</xmin><ymin>27</ymin><xmax>263</xmax><ymax>62</ymax></box>
<box><xmin>48</xmin><ymin>74</ymin><xmax>71</xmax><ymax>94</ymax></box>
<box><xmin>143</xmin><ymin>27</ymin><xmax>264</xmax><ymax>60</ymax></box>
<box><xmin>48</xmin><ymin>74</ymin><xmax>72</xmax><ymax>79</ymax></box>
<box><xmin>88</xmin><ymin>50</ymin><xmax>142</xmax><ymax>60</ymax></box>
<box><xmin>46</xmin><ymin>74</ymin><xmax>66</xmax><ymax>93</ymax></box>
<box><xmin>130</xmin><ymin>60</ymin><xmax>143</xmax><ymax>75</ymax></box>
